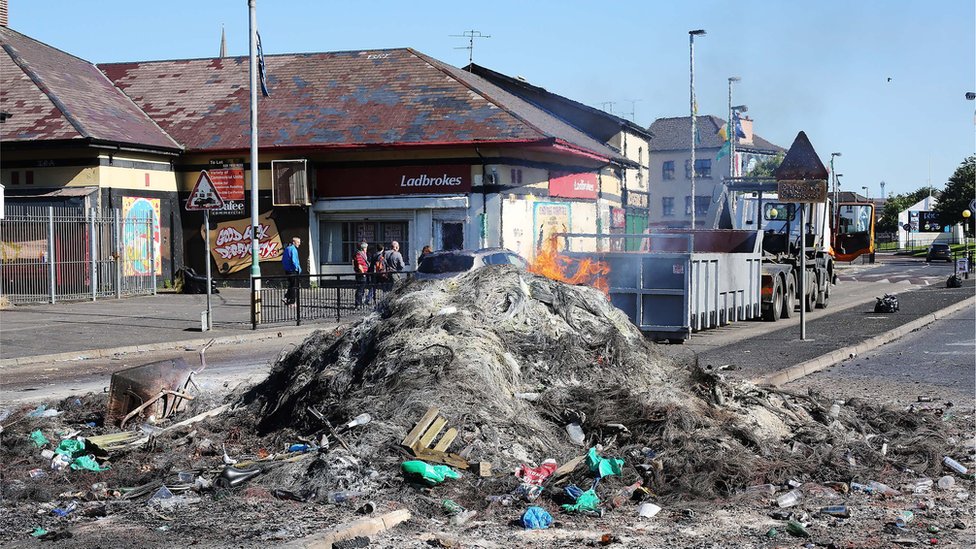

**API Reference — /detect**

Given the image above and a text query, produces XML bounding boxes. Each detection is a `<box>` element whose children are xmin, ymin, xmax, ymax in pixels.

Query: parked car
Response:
<box><xmin>415</xmin><ymin>248</ymin><xmax>528</xmax><ymax>280</ymax></box>
<box><xmin>925</xmin><ymin>243</ymin><xmax>952</xmax><ymax>263</ymax></box>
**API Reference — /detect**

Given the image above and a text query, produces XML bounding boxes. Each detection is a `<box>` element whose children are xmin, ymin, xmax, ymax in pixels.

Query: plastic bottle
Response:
<box><xmin>745</xmin><ymin>484</ymin><xmax>777</xmax><ymax>496</ymax></box>
<box><xmin>485</xmin><ymin>495</ymin><xmax>513</xmax><ymax>506</ymax></box>
<box><xmin>820</xmin><ymin>505</ymin><xmax>850</xmax><ymax>518</ymax></box>
<box><xmin>868</xmin><ymin>481</ymin><xmax>899</xmax><ymax>496</ymax></box>
<box><xmin>785</xmin><ymin>520</ymin><xmax>810</xmax><ymax>538</ymax></box>
<box><xmin>442</xmin><ymin>499</ymin><xmax>464</xmax><ymax>515</ymax></box>
<box><xmin>566</xmin><ymin>423</ymin><xmax>585</xmax><ymax>445</ymax></box>
<box><xmin>343</xmin><ymin>413</ymin><xmax>372</xmax><ymax>431</ymax></box>
<box><xmin>829</xmin><ymin>401</ymin><xmax>841</xmax><ymax>418</ymax></box>
<box><xmin>943</xmin><ymin>456</ymin><xmax>968</xmax><ymax>474</ymax></box>
<box><xmin>895</xmin><ymin>510</ymin><xmax>914</xmax><ymax>528</ymax></box>
<box><xmin>326</xmin><ymin>490</ymin><xmax>364</xmax><ymax>504</ymax></box>
<box><xmin>776</xmin><ymin>489</ymin><xmax>803</xmax><ymax>508</ymax></box>
<box><xmin>451</xmin><ymin>510</ymin><xmax>477</xmax><ymax>525</ymax></box>
<box><xmin>610</xmin><ymin>481</ymin><xmax>643</xmax><ymax>509</ymax></box>
<box><xmin>913</xmin><ymin>478</ymin><xmax>933</xmax><ymax>493</ymax></box>
<box><xmin>937</xmin><ymin>475</ymin><xmax>955</xmax><ymax>490</ymax></box>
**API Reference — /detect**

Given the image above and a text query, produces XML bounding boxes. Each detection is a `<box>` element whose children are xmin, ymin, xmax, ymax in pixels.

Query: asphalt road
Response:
<box><xmin>786</xmin><ymin>303</ymin><xmax>976</xmax><ymax>409</ymax></box>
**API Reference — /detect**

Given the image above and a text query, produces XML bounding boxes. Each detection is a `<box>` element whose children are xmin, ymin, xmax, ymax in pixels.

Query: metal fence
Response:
<box><xmin>251</xmin><ymin>273</ymin><xmax>412</xmax><ymax>328</ymax></box>
<box><xmin>1</xmin><ymin>205</ymin><xmax>156</xmax><ymax>304</ymax></box>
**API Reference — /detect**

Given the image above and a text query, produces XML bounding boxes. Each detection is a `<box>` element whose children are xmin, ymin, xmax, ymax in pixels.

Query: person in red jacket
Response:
<box><xmin>353</xmin><ymin>241</ymin><xmax>369</xmax><ymax>308</ymax></box>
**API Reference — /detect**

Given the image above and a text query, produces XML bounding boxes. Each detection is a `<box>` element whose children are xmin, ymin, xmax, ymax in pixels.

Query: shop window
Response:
<box><xmin>662</xmin><ymin>196</ymin><xmax>674</xmax><ymax>217</ymax></box>
<box><xmin>662</xmin><ymin>161</ymin><xmax>674</xmax><ymax>180</ymax></box>
<box><xmin>319</xmin><ymin>220</ymin><xmax>409</xmax><ymax>265</ymax></box>
<box><xmin>272</xmin><ymin>159</ymin><xmax>309</xmax><ymax>206</ymax></box>
<box><xmin>10</xmin><ymin>171</ymin><xmax>19</xmax><ymax>185</ymax></box>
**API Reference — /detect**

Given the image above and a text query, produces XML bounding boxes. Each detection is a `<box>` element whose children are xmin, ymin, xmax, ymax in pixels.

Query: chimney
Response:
<box><xmin>1</xmin><ymin>0</ymin><xmax>8</xmax><ymax>27</ymax></box>
<box><xmin>738</xmin><ymin>116</ymin><xmax>754</xmax><ymax>146</ymax></box>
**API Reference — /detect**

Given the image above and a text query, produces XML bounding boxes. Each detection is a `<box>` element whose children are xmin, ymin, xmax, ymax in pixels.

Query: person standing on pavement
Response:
<box><xmin>367</xmin><ymin>243</ymin><xmax>386</xmax><ymax>305</ymax></box>
<box><xmin>353</xmin><ymin>241</ymin><xmax>370</xmax><ymax>308</ymax></box>
<box><xmin>385</xmin><ymin>240</ymin><xmax>405</xmax><ymax>282</ymax></box>
<box><xmin>282</xmin><ymin>237</ymin><xmax>302</xmax><ymax>305</ymax></box>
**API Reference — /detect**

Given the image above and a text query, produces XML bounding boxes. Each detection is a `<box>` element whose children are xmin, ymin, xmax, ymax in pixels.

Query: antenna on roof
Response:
<box><xmin>618</xmin><ymin>100</ymin><xmax>642</xmax><ymax>122</ymax></box>
<box><xmin>450</xmin><ymin>30</ymin><xmax>491</xmax><ymax>69</ymax></box>
<box><xmin>598</xmin><ymin>101</ymin><xmax>617</xmax><ymax>114</ymax></box>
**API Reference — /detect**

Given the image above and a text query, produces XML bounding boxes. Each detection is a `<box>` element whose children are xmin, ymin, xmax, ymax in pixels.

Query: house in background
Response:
<box><xmin>0</xmin><ymin>23</ymin><xmax>184</xmax><ymax>283</ymax></box>
<box><xmin>647</xmin><ymin>115</ymin><xmax>783</xmax><ymax>228</ymax></box>
<box><xmin>101</xmin><ymin>48</ymin><xmax>636</xmax><ymax>278</ymax></box>
<box><xmin>464</xmin><ymin>64</ymin><xmax>652</xmax><ymax>244</ymax></box>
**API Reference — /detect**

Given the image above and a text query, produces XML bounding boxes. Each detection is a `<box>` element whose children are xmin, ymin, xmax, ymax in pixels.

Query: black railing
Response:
<box><xmin>251</xmin><ymin>272</ymin><xmax>412</xmax><ymax>328</ymax></box>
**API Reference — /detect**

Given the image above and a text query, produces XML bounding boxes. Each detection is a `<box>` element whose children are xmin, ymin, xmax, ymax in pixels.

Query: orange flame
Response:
<box><xmin>528</xmin><ymin>235</ymin><xmax>610</xmax><ymax>296</ymax></box>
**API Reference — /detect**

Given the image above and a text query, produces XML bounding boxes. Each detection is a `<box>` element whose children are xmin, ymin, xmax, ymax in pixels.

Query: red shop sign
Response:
<box><xmin>611</xmin><ymin>207</ymin><xmax>626</xmax><ymax>228</ymax></box>
<box><xmin>317</xmin><ymin>165</ymin><xmax>471</xmax><ymax>197</ymax></box>
<box><xmin>549</xmin><ymin>171</ymin><xmax>597</xmax><ymax>200</ymax></box>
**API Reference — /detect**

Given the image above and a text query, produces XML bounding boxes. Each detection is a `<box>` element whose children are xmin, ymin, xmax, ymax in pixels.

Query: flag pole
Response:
<box><xmin>248</xmin><ymin>0</ymin><xmax>261</xmax><ymax>323</ymax></box>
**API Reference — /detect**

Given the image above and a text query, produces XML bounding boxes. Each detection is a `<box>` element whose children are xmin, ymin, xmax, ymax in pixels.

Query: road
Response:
<box><xmin>786</xmin><ymin>303</ymin><xmax>976</xmax><ymax>408</ymax></box>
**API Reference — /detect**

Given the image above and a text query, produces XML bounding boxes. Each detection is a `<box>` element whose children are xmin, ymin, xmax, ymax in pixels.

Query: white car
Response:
<box><xmin>414</xmin><ymin>248</ymin><xmax>528</xmax><ymax>280</ymax></box>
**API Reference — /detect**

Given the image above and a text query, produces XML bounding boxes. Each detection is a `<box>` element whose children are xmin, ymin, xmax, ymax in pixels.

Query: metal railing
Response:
<box><xmin>1</xmin><ymin>205</ymin><xmax>156</xmax><ymax>304</ymax></box>
<box><xmin>251</xmin><ymin>272</ymin><xmax>412</xmax><ymax>328</ymax></box>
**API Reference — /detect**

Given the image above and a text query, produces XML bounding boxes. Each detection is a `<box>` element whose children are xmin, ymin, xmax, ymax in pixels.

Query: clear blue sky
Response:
<box><xmin>10</xmin><ymin>0</ymin><xmax>975</xmax><ymax>198</ymax></box>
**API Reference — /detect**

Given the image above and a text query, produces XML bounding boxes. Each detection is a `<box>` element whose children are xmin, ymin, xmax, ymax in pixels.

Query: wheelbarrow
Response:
<box><xmin>107</xmin><ymin>340</ymin><xmax>215</xmax><ymax>428</ymax></box>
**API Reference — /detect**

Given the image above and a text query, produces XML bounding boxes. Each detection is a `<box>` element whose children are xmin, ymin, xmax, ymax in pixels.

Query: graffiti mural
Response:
<box><xmin>205</xmin><ymin>212</ymin><xmax>283</xmax><ymax>274</ymax></box>
<box><xmin>122</xmin><ymin>197</ymin><xmax>161</xmax><ymax>276</ymax></box>
<box><xmin>533</xmin><ymin>201</ymin><xmax>572</xmax><ymax>253</ymax></box>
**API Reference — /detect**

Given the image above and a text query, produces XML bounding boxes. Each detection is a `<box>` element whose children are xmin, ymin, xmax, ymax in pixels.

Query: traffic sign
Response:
<box><xmin>186</xmin><ymin>171</ymin><xmax>225</xmax><ymax>211</ymax></box>
<box><xmin>969</xmin><ymin>198</ymin><xmax>975</xmax><ymax>213</ymax></box>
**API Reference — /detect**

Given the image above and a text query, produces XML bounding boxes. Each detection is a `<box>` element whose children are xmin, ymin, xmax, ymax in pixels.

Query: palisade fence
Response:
<box><xmin>0</xmin><ymin>205</ymin><xmax>157</xmax><ymax>304</ymax></box>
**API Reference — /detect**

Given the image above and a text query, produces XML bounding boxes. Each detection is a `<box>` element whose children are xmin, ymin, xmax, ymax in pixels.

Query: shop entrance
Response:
<box><xmin>437</xmin><ymin>221</ymin><xmax>464</xmax><ymax>251</ymax></box>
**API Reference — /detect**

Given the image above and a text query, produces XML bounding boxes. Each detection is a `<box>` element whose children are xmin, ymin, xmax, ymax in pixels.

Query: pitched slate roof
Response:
<box><xmin>0</xmin><ymin>27</ymin><xmax>180</xmax><ymax>151</ymax></box>
<box><xmin>99</xmin><ymin>48</ymin><xmax>627</xmax><ymax>163</ymax></box>
<box><xmin>648</xmin><ymin>115</ymin><xmax>783</xmax><ymax>154</ymax></box>
<box><xmin>464</xmin><ymin>63</ymin><xmax>653</xmax><ymax>142</ymax></box>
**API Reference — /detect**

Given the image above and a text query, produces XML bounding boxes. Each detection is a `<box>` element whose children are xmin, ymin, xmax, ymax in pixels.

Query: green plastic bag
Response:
<box><xmin>70</xmin><ymin>455</ymin><xmax>110</xmax><ymax>472</ymax></box>
<box><xmin>29</xmin><ymin>430</ymin><xmax>49</xmax><ymax>448</ymax></box>
<box><xmin>561</xmin><ymin>488</ymin><xmax>601</xmax><ymax>512</ymax></box>
<box><xmin>586</xmin><ymin>447</ymin><xmax>624</xmax><ymax>478</ymax></box>
<box><xmin>401</xmin><ymin>460</ymin><xmax>461</xmax><ymax>486</ymax></box>
<box><xmin>55</xmin><ymin>438</ymin><xmax>86</xmax><ymax>458</ymax></box>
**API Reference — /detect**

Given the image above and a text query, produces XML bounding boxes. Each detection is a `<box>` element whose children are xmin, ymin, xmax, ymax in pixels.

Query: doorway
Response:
<box><xmin>437</xmin><ymin>221</ymin><xmax>464</xmax><ymax>251</ymax></box>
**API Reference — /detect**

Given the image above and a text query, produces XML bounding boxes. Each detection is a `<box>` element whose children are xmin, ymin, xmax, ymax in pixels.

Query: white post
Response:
<box><xmin>150</xmin><ymin>216</ymin><xmax>157</xmax><ymax>295</ymax></box>
<box><xmin>204</xmin><ymin>209</ymin><xmax>213</xmax><ymax>331</ymax></box>
<box><xmin>114</xmin><ymin>208</ymin><xmax>121</xmax><ymax>299</ymax></box>
<box><xmin>90</xmin><ymin>208</ymin><xmax>97</xmax><ymax>301</ymax></box>
<box><xmin>248</xmin><ymin>0</ymin><xmax>262</xmax><ymax>325</ymax></box>
<box><xmin>799</xmin><ymin>203</ymin><xmax>806</xmax><ymax>340</ymax></box>
<box><xmin>48</xmin><ymin>206</ymin><xmax>56</xmax><ymax>304</ymax></box>
<box><xmin>689</xmin><ymin>34</ymin><xmax>697</xmax><ymax>231</ymax></box>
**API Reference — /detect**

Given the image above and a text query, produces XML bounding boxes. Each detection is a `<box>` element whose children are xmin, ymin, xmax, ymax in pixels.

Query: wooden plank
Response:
<box><xmin>431</xmin><ymin>427</ymin><xmax>458</xmax><ymax>453</ymax></box>
<box><xmin>281</xmin><ymin>509</ymin><xmax>412</xmax><ymax>549</ymax></box>
<box><xmin>414</xmin><ymin>448</ymin><xmax>469</xmax><ymax>470</ymax></box>
<box><xmin>417</xmin><ymin>417</ymin><xmax>447</xmax><ymax>449</ymax></box>
<box><xmin>401</xmin><ymin>407</ymin><xmax>439</xmax><ymax>449</ymax></box>
<box><xmin>552</xmin><ymin>454</ymin><xmax>585</xmax><ymax>480</ymax></box>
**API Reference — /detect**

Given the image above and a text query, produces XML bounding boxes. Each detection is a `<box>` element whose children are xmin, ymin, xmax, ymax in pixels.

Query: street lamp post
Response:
<box><xmin>689</xmin><ymin>29</ymin><xmax>706</xmax><ymax>231</ymax></box>
<box><xmin>861</xmin><ymin>186</ymin><xmax>869</xmax><ymax>201</ymax></box>
<box><xmin>830</xmin><ymin>152</ymin><xmax>841</xmax><ymax>228</ymax></box>
<box><xmin>964</xmin><ymin>209</ymin><xmax>972</xmax><ymax>278</ymax></box>
<box><xmin>728</xmin><ymin>76</ymin><xmax>740</xmax><ymax>178</ymax></box>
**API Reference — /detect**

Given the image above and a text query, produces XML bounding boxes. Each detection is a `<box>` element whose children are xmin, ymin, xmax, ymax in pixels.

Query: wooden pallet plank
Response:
<box><xmin>418</xmin><ymin>417</ymin><xmax>447</xmax><ymax>449</ymax></box>
<box><xmin>401</xmin><ymin>407</ymin><xmax>439</xmax><ymax>449</ymax></box>
<box><xmin>431</xmin><ymin>427</ymin><xmax>458</xmax><ymax>453</ymax></box>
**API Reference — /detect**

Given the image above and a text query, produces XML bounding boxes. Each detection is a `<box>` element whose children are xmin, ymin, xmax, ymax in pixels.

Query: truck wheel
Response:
<box><xmin>805</xmin><ymin>287</ymin><xmax>816</xmax><ymax>312</ymax></box>
<box><xmin>763</xmin><ymin>283</ymin><xmax>781</xmax><ymax>322</ymax></box>
<box><xmin>781</xmin><ymin>276</ymin><xmax>796</xmax><ymax>319</ymax></box>
<box><xmin>816</xmin><ymin>277</ymin><xmax>830</xmax><ymax>309</ymax></box>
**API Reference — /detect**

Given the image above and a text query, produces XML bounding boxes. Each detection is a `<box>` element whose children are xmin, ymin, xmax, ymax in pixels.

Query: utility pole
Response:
<box><xmin>728</xmin><ymin>77</ymin><xmax>739</xmax><ymax>178</ymax></box>
<box><xmin>248</xmin><ymin>0</ymin><xmax>261</xmax><ymax>321</ymax></box>
<box><xmin>830</xmin><ymin>152</ymin><xmax>841</xmax><ymax>224</ymax></box>
<box><xmin>451</xmin><ymin>30</ymin><xmax>491</xmax><ymax>68</ymax></box>
<box><xmin>689</xmin><ymin>29</ymin><xmax>706</xmax><ymax>231</ymax></box>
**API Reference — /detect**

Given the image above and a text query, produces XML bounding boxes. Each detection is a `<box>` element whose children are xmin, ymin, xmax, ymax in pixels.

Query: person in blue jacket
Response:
<box><xmin>281</xmin><ymin>236</ymin><xmax>302</xmax><ymax>305</ymax></box>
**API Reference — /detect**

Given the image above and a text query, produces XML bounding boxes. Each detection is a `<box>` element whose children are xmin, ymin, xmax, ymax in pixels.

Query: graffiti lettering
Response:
<box><xmin>215</xmin><ymin>223</ymin><xmax>271</xmax><ymax>246</ymax></box>
<box><xmin>214</xmin><ymin>241</ymin><xmax>281</xmax><ymax>260</ymax></box>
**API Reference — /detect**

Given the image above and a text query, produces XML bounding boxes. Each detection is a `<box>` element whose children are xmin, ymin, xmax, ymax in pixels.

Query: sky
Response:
<box><xmin>9</xmin><ymin>0</ymin><xmax>975</xmax><ymax>198</ymax></box>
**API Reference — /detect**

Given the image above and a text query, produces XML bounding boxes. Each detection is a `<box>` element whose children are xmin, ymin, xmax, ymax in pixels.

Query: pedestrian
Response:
<box><xmin>367</xmin><ymin>244</ymin><xmax>386</xmax><ymax>304</ymax></box>
<box><xmin>418</xmin><ymin>245</ymin><xmax>433</xmax><ymax>266</ymax></box>
<box><xmin>282</xmin><ymin>236</ymin><xmax>302</xmax><ymax>305</ymax></box>
<box><xmin>385</xmin><ymin>240</ymin><xmax>406</xmax><ymax>282</ymax></box>
<box><xmin>353</xmin><ymin>241</ymin><xmax>369</xmax><ymax>308</ymax></box>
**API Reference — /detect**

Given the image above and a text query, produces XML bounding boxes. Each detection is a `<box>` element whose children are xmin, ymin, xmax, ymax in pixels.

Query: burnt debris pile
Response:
<box><xmin>241</xmin><ymin>265</ymin><xmax>951</xmax><ymax>499</ymax></box>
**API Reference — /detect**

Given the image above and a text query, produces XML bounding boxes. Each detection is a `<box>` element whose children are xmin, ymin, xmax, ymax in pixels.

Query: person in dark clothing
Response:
<box><xmin>281</xmin><ymin>237</ymin><xmax>302</xmax><ymax>305</ymax></box>
<box><xmin>418</xmin><ymin>245</ymin><xmax>433</xmax><ymax>266</ymax></box>
<box><xmin>367</xmin><ymin>244</ymin><xmax>386</xmax><ymax>304</ymax></box>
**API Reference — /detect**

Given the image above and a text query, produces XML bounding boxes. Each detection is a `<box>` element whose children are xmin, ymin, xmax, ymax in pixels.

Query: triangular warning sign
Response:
<box><xmin>773</xmin><ymin>131</ymin><xmax>829</xmax><ymax>181</ymax></box>
<box><xmin>186</xmin><ymin>171</ymin><xmax>225</xmax><ymax>210</ymax></box>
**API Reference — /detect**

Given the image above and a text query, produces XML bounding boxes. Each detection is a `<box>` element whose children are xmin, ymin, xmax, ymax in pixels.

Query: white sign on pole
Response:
<box><xmin>186</xmin><ymin>171</ymin><xmax>225</xmax><ymax>211</ymax></box>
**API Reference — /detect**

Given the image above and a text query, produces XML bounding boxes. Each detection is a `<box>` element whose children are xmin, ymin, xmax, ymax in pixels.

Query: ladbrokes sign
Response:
<box><xmin>549</xmin><ymin>171</ymin><xmax>598</xmax><ymax>200</ymax></box>
<box><xmin>317</xmin><ymin>165</ymin><xmax>471</xmax><ymax>197</ymax></box>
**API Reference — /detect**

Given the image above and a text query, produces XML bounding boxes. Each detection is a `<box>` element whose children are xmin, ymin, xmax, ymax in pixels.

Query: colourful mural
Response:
<box><xmin>206</xmin><ymin>212</ymin><xmax>283</xmax><ymax>274</ymax></box>
<box><xmin>122</xmin><ymin>197</ymin><xmax>161</xmax><ymax>276</ymax></box>
<box><xmin>533</xmin><ymin>201</ymin><xmax>572</xmax><ymax>253</ymax></box>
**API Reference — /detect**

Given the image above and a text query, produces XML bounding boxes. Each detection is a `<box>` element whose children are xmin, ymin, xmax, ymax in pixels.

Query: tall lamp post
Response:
<box><xmin>689</xmin><ymin>29</ymin><xmax>706</xmax><ymax>230</ymax></box>
<box><xmin>861</xmin><ymin>186</ymin><xmax>869</xmax><ymax>201</ymax></box>
<box><xmin>964</xmin><ymin>209</ymin><xmax>972</xmax><ymax>276</ymax></box>
<box><xmin>728</xmin><ymin>76</ymin><xmax>740</xmax><ymax>178</ymax></box>
<box><xmin>830</xmin><ymin>152</ymin><xmax>841</xmax><ymax>227</ymax></box>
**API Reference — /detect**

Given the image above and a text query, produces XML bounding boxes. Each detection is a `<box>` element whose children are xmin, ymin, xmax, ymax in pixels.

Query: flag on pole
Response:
<box><xmin>717</xmin><ymin>122</ymin><xmax>728</xmax><ymax>141</ymax></box>
<box><xmin>733</xmin><ymin>110</ymin><xmax>746</xmax><ymax>138</ymax></box>
<box><xmin>256</xmin><ymin>31</ymin><xmax>270</xmax><ymax>97</ymax></box>
<box><xmin>716</xmin><ymin>141</ymin><xmax>730</xmax><ymax>161</ymax></box>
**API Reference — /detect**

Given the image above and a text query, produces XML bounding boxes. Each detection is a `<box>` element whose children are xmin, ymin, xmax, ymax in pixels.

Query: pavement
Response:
<box><xmin>0</xmin><ymin>288</ymin><xmax>357</xmax><ymax>367</ymax></box>
<box><xmin>1</xmin><ymin>255</ymin><xmax>972</xmax><ymax>384</ymax></box>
